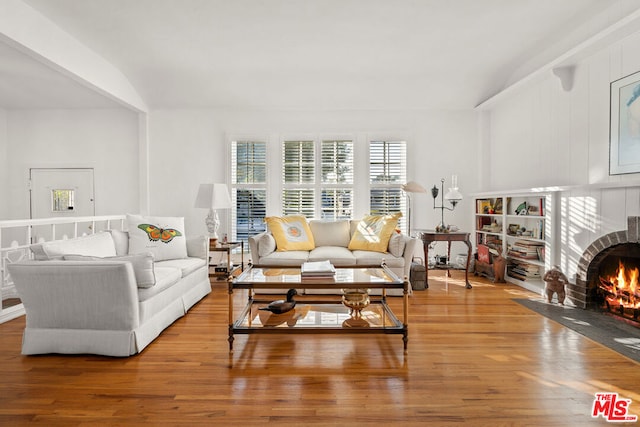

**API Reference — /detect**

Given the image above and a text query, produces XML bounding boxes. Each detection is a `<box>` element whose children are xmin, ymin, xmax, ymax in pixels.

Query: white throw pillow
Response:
<box><xmin>388</xmin><ymin>233</ymin><xmax>406</xmax><ymax>258</ymax></box>
<box><xmin>30</xmin><ymin>232</ymin><xmax>117</xmax><ymax>260</ymax></box>
<box><xmin>108</xmin><ymin>229</ymin><xmax>129</xmax><ymax>255</ymax></box>
<box><xmin>126</xmin><ymin>214</ymin><xmax>188</xmax><ymax>261</ymax></box>
<box><xmin>309</xmin><ymin>220</ymin><xmax>351</xmax><ymax>247</ymax></box>
<box><xmin>63</xmin><ymin>253</ymin><xmax>156</xmax><ymax>288</ymax></box>
<box><xmin>258</xmin><ymin>233</ymin><xmax>277</xmax><ymax>257</ymax></box>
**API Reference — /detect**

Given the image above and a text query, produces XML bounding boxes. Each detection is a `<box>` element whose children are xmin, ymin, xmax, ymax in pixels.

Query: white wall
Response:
<box><xmin>0</xmin><ymin>109</ymin><xmax>7</xmax><ymax>220</ymax></box>
<box><xmin>148</xmin><ymin>109</ymin><xmax>479</xmax><ymax>239</ymax></box>
<box><xmin>5</xmin><ymin>108</ymin><xmax>139</xmax><ymax>220</ymax></box>
<box><xmin>484</xmin><ymin>25</ymin><xmax>640</xmax><ymax>281</ymax></box>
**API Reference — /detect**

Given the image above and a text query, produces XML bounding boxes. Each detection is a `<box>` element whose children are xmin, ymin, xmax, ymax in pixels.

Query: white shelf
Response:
<box><xmin>474</xmin><ymin>192</ymin><xmax>553</xmax><ymax>290</ymax></box>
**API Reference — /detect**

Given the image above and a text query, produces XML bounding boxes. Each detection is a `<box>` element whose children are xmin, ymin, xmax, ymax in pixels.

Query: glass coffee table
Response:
<box><xmin>228</xmin><ymin>263</ymin><xmax>409</xmax><ymax>353</ymax></box>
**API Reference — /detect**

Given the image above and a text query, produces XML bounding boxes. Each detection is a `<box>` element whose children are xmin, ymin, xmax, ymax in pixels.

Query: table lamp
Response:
<box><xmin>431</xmin><ymin>175</ymin><xmax>462</xmax><ymax>232</ymax></box>
<box><xmin>194</xmin><ymin>183</ymin><xmax>232</xmax><ymax>245</ymax></box>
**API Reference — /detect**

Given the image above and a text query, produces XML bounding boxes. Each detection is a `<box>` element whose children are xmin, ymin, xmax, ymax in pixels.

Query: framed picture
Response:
<box><xmin>610</xmin><ymin>70</ymin><xmax>640</xmax><ymax>175</ymax></box>
<box><xmin>508</xmin><ymin>224</ymin><xmax>520</xmax><ymax>235</ymax></box>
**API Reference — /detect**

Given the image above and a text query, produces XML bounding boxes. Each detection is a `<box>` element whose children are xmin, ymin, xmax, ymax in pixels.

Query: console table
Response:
<box><xmin>417</xmin><ymin>230</ymin><xmax>472</xmax><ymax>289</ymax></box>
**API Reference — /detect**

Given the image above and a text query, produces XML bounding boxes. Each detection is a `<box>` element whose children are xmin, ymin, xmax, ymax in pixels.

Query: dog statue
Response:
<box><xmin>543</xmin><ymin>265</ymin><xmax>568</xmax><ymax>305</ymax></box>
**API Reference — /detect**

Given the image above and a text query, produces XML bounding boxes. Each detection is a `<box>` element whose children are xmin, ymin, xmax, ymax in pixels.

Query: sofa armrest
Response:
<box><xmin>186</xmin><ymin>235</ymin><xmax>208</xmax><ymax>259</ymax></box>
<box><xmin>401</xmin><ymin>236</ymin><xmax>420</xmax><ymax>279</ymax></box>
<box><xmin>8</xmin><ymin>261</ymin><xmax>140</xmax><ymax>331</ymax></box>
<box><xmin>248</xmin><ymin>231</ymin><xmax>269</xmax><ymax>263</ymax></box>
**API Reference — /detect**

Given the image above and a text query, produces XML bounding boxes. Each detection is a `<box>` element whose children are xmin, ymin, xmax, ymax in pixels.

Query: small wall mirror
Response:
<box><xmin>51</xmin><ymin>189</ymin><xmax>75</xmax><ymax>212</ymax></box>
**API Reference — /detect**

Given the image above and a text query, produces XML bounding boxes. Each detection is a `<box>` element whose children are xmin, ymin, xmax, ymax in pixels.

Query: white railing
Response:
<box><xmin>0</xmin><ymin>215</ymin><xmax>126</xmax><ymax>323</ymax></box>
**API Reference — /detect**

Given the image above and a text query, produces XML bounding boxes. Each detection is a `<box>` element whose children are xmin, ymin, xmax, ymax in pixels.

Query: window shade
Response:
<box><xmin>321</xmin><ymin>140</ymin><xmax>353</xmax><ymax>184</ymax></box>
<box><xmin>369</xmin><ymin>141</ymin><xmax>407</xmax><ymax>184</ymax></box>
<box><xmin>232</xmin><ymin>141</ymin><xmax>266</xmax><ymax>184</ymax></box>
<box><xmin>282</xmin><ymin>189</ymin><xmax>315</xmax><ymax>217</ymax></box>
<box><xmin>233</xmin><ymin>189</ymin><xmax>266</xmax><ymax>242</ymax></box>
<box><xmin>283</xmin><ymin>141</ymin><xmax>315</xmax><ymax>184</ymax></box>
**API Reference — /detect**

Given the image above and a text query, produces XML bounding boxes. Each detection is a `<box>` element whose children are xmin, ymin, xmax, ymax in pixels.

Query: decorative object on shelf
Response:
<box><xmin>515</xmin><ymin>201</ymin><xmax>528</xmax><ymax>215</ymax></box>
<box><xmin>402</xmin><ymin>181</ymin><xmax>427</xmax><ymax>237</ymax></box>
<box><xmin>194</xmin><ymin>183</ymin><xmax>232</xmax><ymax>246</ymax></box>
<box><xmin>259</xmin><ymin>288</ymin><xmax>297</xmax><ymax>314</ymax></box>
<box><xmin>543</xmin><ymin>266</ymin><xmax>568</xmax><ymax>305</ymax></box>
<box><xmin>431</xmin><ymin>175</ymin><xmax>462</xmax><ymax>232</ymax></box>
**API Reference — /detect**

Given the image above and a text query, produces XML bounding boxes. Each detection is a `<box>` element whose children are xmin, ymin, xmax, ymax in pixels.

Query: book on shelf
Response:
<box><xmin>508</xmin><ymin>240</ymin><xmax>544</xmax><ymax>260</ymax></box>
<box><xmin>301</xmin><ymin>260</ymin><xmax>336</xmax><ymax>277</ymax></box>
<box><xmin>476</xmin><ymin>199</ymin><xmax>492</xmax><ymax>214</ymax></box>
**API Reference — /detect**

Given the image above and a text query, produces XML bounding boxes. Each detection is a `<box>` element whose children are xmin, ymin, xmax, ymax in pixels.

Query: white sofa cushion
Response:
<box><xmin>31</xmin><ymin>232</ymin><xmax>117</xmax><ymax>260</ymax></box>
<box><xmin>63</xmin><ymin>253</ymin><xmax>156</xmax><ymax>288</ymax></box>
<box><xmin>352</xmin><ymin>250</ymin><xmax>405</xmax><ymax>269</ymax></box>
<box><xmin>127</xmin><ymin>214</ymin><xmax>188</xmax><ymax>261</ymax></box>
<box><xmin>309</xmin><ymin>220</ymin><xmax>351</xmax><ymax>247</ymax></box>
<box><xmin>257</xmin><ymin>250</ymin><xmax>310</xmax><ymax>266</ymax></box>
<box><xmin>138</xmin><ymin>266</ymin><xmax>182</xmax><ymax>302</ymax></box>
<box><xmin>156</xmin><ymin>257</ymin><xmax>207</xmax><ymax>277</ymax></box>
<box><xmin>308</xmin><ymin>246</ymin><xmax>356</xmax><ymax>265</ymax></box>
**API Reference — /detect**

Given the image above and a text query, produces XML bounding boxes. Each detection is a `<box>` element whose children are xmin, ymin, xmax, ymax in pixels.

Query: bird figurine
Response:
<box><xmin>259</xmin><ymin>288</ymin><xmax>297</xmax><ymax>314</ymax></box>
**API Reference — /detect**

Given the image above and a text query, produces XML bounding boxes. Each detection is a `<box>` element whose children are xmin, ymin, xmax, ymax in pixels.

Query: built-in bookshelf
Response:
<box><xmin>474</xmin><ymin>192</ymin><xmax>553</xmax><ymax>294</ymax></box>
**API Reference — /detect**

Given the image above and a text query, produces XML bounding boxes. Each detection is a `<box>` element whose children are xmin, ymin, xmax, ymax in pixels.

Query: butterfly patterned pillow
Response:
<box><xmin>126</xmin><ymin>214</ymin><xmax>188</xmax><ymax>261</ymax></box>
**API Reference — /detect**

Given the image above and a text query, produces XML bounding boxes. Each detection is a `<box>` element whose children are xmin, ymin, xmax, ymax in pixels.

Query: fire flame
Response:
<box><xmin>599</xmin><ymin>260</ymin><xmax>640</xmax><ymax>309</ymax></box>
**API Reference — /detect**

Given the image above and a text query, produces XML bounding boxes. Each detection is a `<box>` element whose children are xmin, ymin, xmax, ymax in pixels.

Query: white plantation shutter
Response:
<box><xmin>281</xmin><ymin>139</ymin><xmax>355</xmax><ymax>219</ymax></box>
<box><xmin>369</xmin><ymin>141</ymin><xmax>406</xmax><ymax>184</ymax></box>
<box><xmin>369</xmin><ymin>140</ymin><xmax>407</xmax><ymax>231</ymax></box>
<box><xmin>321</xmin><ymin>140</ymin><xmax>353</xmax><ymax>184</ymax></box>
<box><xmin>321</xmin><ymin>140</ymin><xmax>353</xmax><ymax>219</ymax></box>
<box><xmin>282</xmin><ymin>140</ymin><xmax>315</xmax><ymax>217</ymax></box>
<box><xmin>231</xmin><ymin>140</ymin><xmax>267</xmax><ymax>242</ymax></box>
<box><xmin>283</xmin><ymin>141</ymin><xmax>314</xmax><ymax>183</ymax></box>
<box><xmin>282</xmin><ymin>189</ymin><xmax>315</xmax><ymax>217</ymax></box>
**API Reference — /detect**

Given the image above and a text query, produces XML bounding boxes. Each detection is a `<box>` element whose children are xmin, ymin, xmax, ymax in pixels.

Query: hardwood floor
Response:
<box><xmin>1</xmin><ymin>271</ymin><xmax>639</xmax><ymax>426</ymax></box>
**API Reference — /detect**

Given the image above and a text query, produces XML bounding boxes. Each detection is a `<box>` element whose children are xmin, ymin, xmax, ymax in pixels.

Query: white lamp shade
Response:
<box><xmin>444</xmin><ymin>188</ymin><xmax>463</xmax><ymax>202</ymax></box>
<box><xmin>402</xmin><ymin>181</ymin><xmax>427</xmax><ymax>193</ymax></box>
<box><xmin>195</xmin><ymin>183</ymin><xmax>232</xmax><ymax>209</ymax></box>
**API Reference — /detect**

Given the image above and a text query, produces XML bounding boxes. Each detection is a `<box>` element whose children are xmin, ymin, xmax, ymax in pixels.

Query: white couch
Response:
<box><xmin>248</xmin><ymin>219</ymin><xmax>419</xmax><ymax>295</ymax></box>
<box><xmin>7</xmin><ymin>228</ymin><xmax>211</xmax><ymax>357</ymax></box>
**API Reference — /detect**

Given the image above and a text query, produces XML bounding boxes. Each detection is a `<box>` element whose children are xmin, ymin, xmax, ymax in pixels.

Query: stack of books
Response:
<box><xmin>507</xmin><ymin>261</ymin><xmax>541</xmax><ymax>281</ymax></box>
<box><xmin>301</xmin><ymin>260</ymin><xmax>336</xmax><ymax>280</ymax></box>
<box><xmin>508</xmin><ymin>240</ymin><xmax>544</xmax><ymax>260</ymax></box>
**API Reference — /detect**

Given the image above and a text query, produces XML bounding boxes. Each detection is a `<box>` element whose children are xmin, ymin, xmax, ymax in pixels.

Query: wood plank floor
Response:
<box><xmin>1</xmin><ymin>271</ymin><xmax>639</xmax><ymax>426</ymax></box>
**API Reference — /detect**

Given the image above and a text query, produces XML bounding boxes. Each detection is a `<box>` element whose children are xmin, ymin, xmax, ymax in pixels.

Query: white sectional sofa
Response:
<box><xmin>248</xmin><ymin>217</ymin><xmax>419</xmax><ymax>295</ymax></box>
<box><xmin>7</xmin><ymin>215</ymin><xmax>211</xmax><ymax>357</ymax></box>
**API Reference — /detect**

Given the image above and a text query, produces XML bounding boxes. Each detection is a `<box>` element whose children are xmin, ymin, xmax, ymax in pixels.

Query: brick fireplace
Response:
<box><xmin>572</xmin><ymin>217</ymin><xmax>640</xmax><ymax>317</ymax></box>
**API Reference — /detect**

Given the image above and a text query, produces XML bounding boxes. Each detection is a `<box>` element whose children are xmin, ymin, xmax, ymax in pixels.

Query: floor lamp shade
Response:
<box><xmin>194</xmin><ymin>183</ymin><xmax>232</xmax><ymax>239</ymax></box>
<box><xmin>402</xmin><ymin>181</ymin><xmax>427</xmax><ymax>236</ymax></box>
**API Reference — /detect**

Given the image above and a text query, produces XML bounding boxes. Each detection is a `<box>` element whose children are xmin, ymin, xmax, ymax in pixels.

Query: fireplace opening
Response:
<box><xmin>593</xmin><ymin>244</ymin><xmax>640</xmax><ymax>327</ymax></box>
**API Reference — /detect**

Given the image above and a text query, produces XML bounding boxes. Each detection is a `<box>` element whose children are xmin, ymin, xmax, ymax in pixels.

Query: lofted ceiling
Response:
<box><xmin>1</xmin><ymin>0</ymin><xmax>636</xmax><ymax>110</ymax></box>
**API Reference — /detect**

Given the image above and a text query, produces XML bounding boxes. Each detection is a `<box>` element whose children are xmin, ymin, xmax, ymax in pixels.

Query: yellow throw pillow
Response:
<box><xmin>265</xmin><ymin>215</ymin><xmax>315</xmax><ymax>251</ymax></box>
<box><xmin>348</xmin><ymin>212</ymin><xmax>402</xmax><ymax>253</ymax></box>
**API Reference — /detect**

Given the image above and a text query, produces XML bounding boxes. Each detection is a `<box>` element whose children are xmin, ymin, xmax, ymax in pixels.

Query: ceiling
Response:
<box><xmin>0</xmin><ymin>0</ymin><xmax>631</xmax><ymax>110</ymax></box>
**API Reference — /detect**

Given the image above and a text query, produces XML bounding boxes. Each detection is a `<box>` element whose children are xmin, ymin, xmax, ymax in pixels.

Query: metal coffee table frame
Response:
<box><xmin>228</xmin><ymin>263</ymin><xmax>409</xmax><ymax>354</ymax></box>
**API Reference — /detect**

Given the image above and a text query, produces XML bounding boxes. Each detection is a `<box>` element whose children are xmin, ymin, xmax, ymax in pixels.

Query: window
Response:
<box><xmin>282</xmin><ymin>140</ymin><xmax>315</xmax><ymax>217</ymax></box>
<box><xmin>369</xmin><ymin>140</ymin><xmax>407</xmax><ymax>230</ymax></box>
<box><xmin>281</xmin><ymin>139</ymin><xmax>354</xmax><ymax>219</ymax></box>
<box><xmin>229</xmin><ymin>135</ymin><xmax>407</xmax><ymax>240</ymax></box>
<box><xmin>321</xmin><ymin>140</ymin><xmax>353</xmax><ymax>220</ymax></box>
<box><xmin>231</xmin><ymin>140</ymin><xmax>267</xmax><ymax>242</ymax></box>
